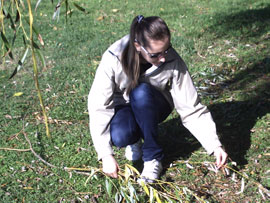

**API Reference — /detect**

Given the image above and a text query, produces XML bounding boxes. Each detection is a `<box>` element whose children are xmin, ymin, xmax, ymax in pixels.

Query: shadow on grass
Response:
<box><xmin>159</xmin><ymin>57</ymin><xmax>270</xmax><ymax>168</ymax></box>
<box><xmin>159</xmin><ymin>5</ymin><xmax>270</xmax><ymax>169</ymax></box>
<box><xmin>210</xmin><ymin>57</ymin><xmax>270</xmax><ymax>164</ymax></box>
<box><xmin>208</xmin><ymin>5</ymin><xmax>270</xmax><ymax>39</ymax></box>
<box><xmin>158</xmin><ymin>117</ymin><xmax>201</xmax><ymax>167</ymax></box>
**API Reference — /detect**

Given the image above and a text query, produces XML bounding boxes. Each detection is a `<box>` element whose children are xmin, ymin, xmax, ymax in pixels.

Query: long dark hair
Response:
<box><xmin>121</xmin><ymin>16</ymin><xmax>170</xmax><ymax>94</ymax></box>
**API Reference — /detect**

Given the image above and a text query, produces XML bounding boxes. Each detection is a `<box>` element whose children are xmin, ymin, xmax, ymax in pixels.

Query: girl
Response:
<box><xmin>88</xmin><ymin>15</ymin><xmax>227</xmax><ymax>183</ymax></box>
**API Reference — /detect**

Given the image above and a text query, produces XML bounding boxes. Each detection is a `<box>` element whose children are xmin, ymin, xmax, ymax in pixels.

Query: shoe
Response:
<box><xmin>125</xmin><ymin>140</ymin><xmax>142</xmax><ymax>161</ymax></box>
<box><xmin>138</xmin><ymin>159</ymin><xmax>162</xmax><ymax>183</ymax></box>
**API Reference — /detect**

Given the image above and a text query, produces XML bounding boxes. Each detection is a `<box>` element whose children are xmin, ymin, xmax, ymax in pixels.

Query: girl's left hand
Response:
<box><xmin>213</xmin><ymin>146</ymin><xmax>228</xmax><ymax>169</ymax></box>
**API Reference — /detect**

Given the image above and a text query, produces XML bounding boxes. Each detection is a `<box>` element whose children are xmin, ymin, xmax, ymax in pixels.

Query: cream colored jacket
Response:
<box><xmin>88</xmin><ymin>35</ymin><xmax>222</xmax><ymax>160</ymax></box>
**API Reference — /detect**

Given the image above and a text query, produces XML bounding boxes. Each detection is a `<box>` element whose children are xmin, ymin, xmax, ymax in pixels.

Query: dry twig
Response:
<box><xmin>23</xmin><ymin>132</ymin><xmax>56</xmax><ymax>168</ymax></box>
<box><xmin>0</xmin><ymin>147</ymin><xmax>30</xmax><ymax>152</ymax></box>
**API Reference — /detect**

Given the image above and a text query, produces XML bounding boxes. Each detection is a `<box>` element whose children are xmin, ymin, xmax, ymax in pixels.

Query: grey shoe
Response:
<box><xmin>125</xmin><ymin>140</ymin><xmax>142</xmax><ymax>161</ymax></box>
<box><xmin>138</xmin><ymin>159</ymin><xmax>163</xmax><ymax>183</ymax></box>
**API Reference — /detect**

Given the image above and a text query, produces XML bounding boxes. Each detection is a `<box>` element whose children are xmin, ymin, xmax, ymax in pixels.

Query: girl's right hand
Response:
<box><xmin>102</xmin><ymin>154</ymin><xmax>119</xmax><ymax>178</ymax></box>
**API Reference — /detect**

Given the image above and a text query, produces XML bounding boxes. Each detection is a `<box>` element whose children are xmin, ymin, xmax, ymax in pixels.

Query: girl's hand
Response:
<box><xmin>213</xmin><ymin>146</ymin><xmax>228</xmax><ymax>169</ymax></box>
<box><xmin>102</xmin><ymin>154</ymin><xmax>119</xmax><ymax>178</ymax></box>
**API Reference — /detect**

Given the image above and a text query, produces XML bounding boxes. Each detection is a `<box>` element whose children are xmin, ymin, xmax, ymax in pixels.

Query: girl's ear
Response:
<box><xmin>134</xmin><ymin>42</ymin><xmax>141</xmax><ymax>52</ymax></box>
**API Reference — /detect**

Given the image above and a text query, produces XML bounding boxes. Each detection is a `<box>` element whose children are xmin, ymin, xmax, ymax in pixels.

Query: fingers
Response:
<box><xmin>102</xmin><ymin>155</ymin><xmax>119</xmax><ymax>178</ymax></box>
<box><xmin>105</xmin><ymin>163</ymin><xmax>119</xmax><ymax>178</ymax></box>
<box><xmin>214</xmin><ymin>147</ymin><xmax>228</xmax><ymax>169</ymax></box>
<box><xmin>220</xmin><ymin>152</ymin><xmax>227</xmax><ymax>168</ymax></box>
<box><xmin>105</xmin><ymin>171</ymin><xmax>118</xmax><ymax>178</ymax></box>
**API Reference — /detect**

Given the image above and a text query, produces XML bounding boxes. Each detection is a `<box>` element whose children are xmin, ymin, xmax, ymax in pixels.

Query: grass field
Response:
<box><xmin>1</xmin><ymin>0</ymin><xmax>270</xmax><ymax>202</ymax></box>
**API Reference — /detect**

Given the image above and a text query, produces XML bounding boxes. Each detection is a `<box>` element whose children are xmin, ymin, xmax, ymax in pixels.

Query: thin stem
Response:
<box><xmin>26</xmin><ymin>0</ymin><xmax>50</xmax><ymax>139</ymax></box>
<box><xmin>0</xmin><ymin>147</ymin><xmax>30</xmax><ymax>152</ymax></box>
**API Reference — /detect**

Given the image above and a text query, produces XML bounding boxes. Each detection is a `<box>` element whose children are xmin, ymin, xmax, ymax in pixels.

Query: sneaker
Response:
<box><xmin>139</xmin><ymin>159</ymin><xmax>163</xmax><ymax>183</ymax></box>
<box><xmin>125</xmin><ymin>140</ymin><xmax>142</xmax><ymax>161</ymax></box>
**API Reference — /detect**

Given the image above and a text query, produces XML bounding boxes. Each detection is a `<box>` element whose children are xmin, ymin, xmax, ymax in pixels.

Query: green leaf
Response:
<box><xmin>7</xmin><ymin>13</ymin><xmax>16</xmax><ymax>31</ymax></box>
<box><xmin>1</xmin><ymin>31</ymin><xmax>11</xmax><ymax>49</ymax></box>
<box><xmin>114</xmin><ymin>192</ymin><xmax>122</xmax><ymax>203</ymax></box>
<box><xmin>150</xmin><ymin>187</ymin><xmax>154</xmax><ymax>203</ymax></box>
<box><xmin>13</xmin><ymin>92</ymin><xmax>24</xmax><ymax>97</ymax></box>
<box><xmin>105</xmin><ymin>178</ymin><xmax>113</xmax><ymax>197</ymax></box>
<box><xmin>32</xmin><ymin>41</ymin><xmax>40</xmax><ymax>49</ymax></box>
<box><xmin>125</xmin><ymin>164</ymin><xmax>132</xmax><ymax>182</ymax></box>
<box><xmin>153</xmin><ymin>189</ymin><xmax>162</xmax><ymax>203</ymax></box>
<box><xmin>22</xmin><ymin>35</ymin><xmax>27</xmax><ymax>47</ymax></box>
<box><xmin>15</xmin><ymin>10</ymin><xmax>20</xmax><ymax>23</ymax></box>
<box><xmin>128</xmin><ymin>182</ymin><xmax>135</xmax><ymax>200</ymax></box>
<box><xmin>9</xmin><ymin>47</ymin><xmax>29</xmax><ymax>79</ymax></box>
<box><xmin>125</xmin><ymin>163</ymin><xmax>140</xmax><ymax>175</ymax></box>
<box><xmin>35</xmin><ymin>0</ymin><xmax>43</xmax><ymax>11</ymax></box>
<box><xmin>120</xmin><ymin>187</ymin><xmax>129</xmax><ymax>202</ymax></box>
<box><xmin>73</xmin><ymin>3</ymin><xmax>87</xmax><ymax>13</ymax></box>
<box><xmin>140</xmin><ymin>181</ymin><xmax>150</xmax><ymax>196</ymax></box>
<box><xmin>164</xmin><ymin>196</ymin><xmax>174</xmax><ymax>203</ymax></box>
<box><xmin>52</xmin><ymin>2</ymin><xmax>61</xmax><ymax>21</ymax></box>
<box><xmin>84</xmin><ymin>168</ymin><xmax>100</xmax><ymax>186</ymax></box>
<box><xmin>12</xmin><ymin>31</ymin><xmax>17</xmax><ymax>46</ymax></box>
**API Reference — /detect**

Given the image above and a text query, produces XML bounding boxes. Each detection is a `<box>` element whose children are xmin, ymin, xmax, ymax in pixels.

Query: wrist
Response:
<box><xmin>212</xmin><ymin>146</ymin><xmax>222</xmax><ymax>155</ymax></box>
<box><xmin>102</xmin><ymin>154</ymin><xmax>113</xmax><ymax>160</ymax></box>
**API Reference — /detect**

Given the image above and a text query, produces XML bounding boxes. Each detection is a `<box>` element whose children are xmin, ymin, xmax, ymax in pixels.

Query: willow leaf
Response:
<box><xmin>12</xmin><ymin>31</ymin><xmax>17</xmax><ymax>46</ymax></box>
<box><xmin>125</xmin><ymin>165</ymin><xmax>132</xmax><ymax>182</ymax></box>
<box><xmin>120</xmin><ymin>188</ymin><xmax>129</xmax><ymax>202</ymax></box>
<box><xmin>125</xmin><ymin>163</ymin><xmax>140</xmax><ymax>175</ymax></box>
<box><xmin>15</xmin><ymin>10</ymin><xmax>20</xmax><ymax>22</ymax></box>
<box><xmin>1</xmin><ymin>31</ymin><xmax>11</xmax><ymax>49</ymax></box>
<box><xmin>105</xmin><ymin>178</ymin><xmax>113</xmax><ymax>197</ymax></box>
<box><xmin>9</xmin><ymin>47</ymin><xmax>29</xmax><ymax>79</ymax></box>
<box><xmin>140</xmin><ymin>181</ymin><xmax>150</xmax><ymax>196</ymax></box>
<box><xmin>13</xmin><ymin>92</ymin><xmax>23</xmax><ymax>97</ymax></box>
<box><xmin>7</xmin><ymin>13</ymin><xmax>16</xmax><ymax>31</ymax></box>
<box><xmin>150</xmin><ymin>187</ymin><xmax>154</xmax><ymax>203</ymax></box>
<box><xmin>115</xmin><ymin>192</ymin><xmax>122</xmax><ymax>203</ymax></box>
<box><xmin>52</xmin><ymin>0</ymin><xmax>61</xmax><ymax>21</ymax></box>
<box><xmin>73</xmin><ymin>3</ymin><xmax>86</xmax><ymax>12</ymax></box>
<box><xmin>35</xmin><ymin>0</ymin><xmax>43</xmax><ymax>11</ymax></box>
<box><xmin>22</xmin><ymin>35</ymin><xmax>27</xmax><ymax>47</ymax></box>
<box><xmin>33</xmin><ymin>41</ymin><xmax>40</xmax><ymax>49</ymax></box>
<box><xmin>153</xmin><ymin>189</ymin><xmax>162</xmax><ymax>203</ymax></box>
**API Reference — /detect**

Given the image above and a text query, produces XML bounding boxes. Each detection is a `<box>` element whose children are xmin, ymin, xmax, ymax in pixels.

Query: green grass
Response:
<box><xmin>1</xmin><ymin>0</ymin><xmax>270</xmax><ymax>202</ymax></box>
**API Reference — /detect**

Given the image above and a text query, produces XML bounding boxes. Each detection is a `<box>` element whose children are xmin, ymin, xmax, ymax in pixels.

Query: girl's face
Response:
<box><xmin>134</xmin><ymin>37</ymin><xmax>171</xmax><ymax>66</ymax></box>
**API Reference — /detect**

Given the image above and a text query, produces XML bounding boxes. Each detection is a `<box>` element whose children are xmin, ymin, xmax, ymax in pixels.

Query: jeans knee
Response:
<box><xmin>130</xmin><ymin>83</ymin><xmax>152</xmax><ymax>108</ymax></box>
<box><xmin>111</xmin><ymin>128</ymin><xmax>126</xmax><ymax>147</ymax></box>
<box><xmin>112</xmin><ymin>126</ymin><xmax>139</xmax><ymax>147</ymax></box>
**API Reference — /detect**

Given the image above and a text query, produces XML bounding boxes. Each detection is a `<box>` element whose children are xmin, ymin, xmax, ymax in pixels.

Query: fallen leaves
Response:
<box><xmin>33</xmin><ymin>112</ymin><xmax>73</xmax><ymax>125</ymax></box>
<box><xmin>13</xmin><ymin>92</ymin><xmax>23</xmax><ymax>97</ymax></box>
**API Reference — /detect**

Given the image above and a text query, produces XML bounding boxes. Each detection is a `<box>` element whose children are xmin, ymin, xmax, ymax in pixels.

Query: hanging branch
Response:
<box><xmin>26</xmin><ymin>0</ymin><xmax>50</xmax><ymax>139</ymax></box>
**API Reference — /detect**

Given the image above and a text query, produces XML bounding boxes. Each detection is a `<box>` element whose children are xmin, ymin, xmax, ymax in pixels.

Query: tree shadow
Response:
<box><xmin>207</xmin><ymin>5</ymin><xmax>270</xmax><ymax>40</ymax></box>
<box><xmin>159</xmin><ymin>5</ymin><xmax>270</xmax><ymax>168</ymax></box>
<box><xmin>159</xmin><ymin>57</ymin><xmax>270</xmax><ymax>168</ymax></box>
<box><xmin>209</xmin><ymin>57</ymin><xmax>270</xmax><ymax>164</ymax></box>
<box><xmin>158</xmin><ymin>117</ymin><xmax>201</xmax><ymax>167</ymax></box>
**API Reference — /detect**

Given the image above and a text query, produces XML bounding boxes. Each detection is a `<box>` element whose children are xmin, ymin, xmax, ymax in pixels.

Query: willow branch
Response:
<box><xmin>23</xmin><ymin>132</ymin><xmax>56</xmax><ymax>168</ymax></box>
<box><xmin>26</xmin><ymin>0</ymin><xmax>51</xmax><ymax>139</ymax></box>
<box><xmin>0</xmin><ymin>147</ymin><xmax>30</xmax><ymax>152</ymax></box>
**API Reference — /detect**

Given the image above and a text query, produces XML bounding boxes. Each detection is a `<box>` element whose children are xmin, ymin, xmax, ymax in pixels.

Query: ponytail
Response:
<box><xmin>121</xmin><ymin>15</ymin><xmax>170</xmax><ymax>94</ymax></box>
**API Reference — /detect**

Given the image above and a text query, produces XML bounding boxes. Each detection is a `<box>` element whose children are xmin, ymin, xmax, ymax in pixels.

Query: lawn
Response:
<box><xmin>0</xmin><ymin>0</ymin><xmax>270</xmax><ymax>202</ymax></box>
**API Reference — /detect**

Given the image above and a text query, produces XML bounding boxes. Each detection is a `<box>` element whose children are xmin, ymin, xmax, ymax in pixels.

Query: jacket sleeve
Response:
<box><xmin>170</xmin><ymin>59</ymin><xmax>222</xmax><ymax>154</ymax></box>
<box><xmin>88</xmin><ymin>51</ymin><xmax>116</xmax><ymax>160</ymax></box>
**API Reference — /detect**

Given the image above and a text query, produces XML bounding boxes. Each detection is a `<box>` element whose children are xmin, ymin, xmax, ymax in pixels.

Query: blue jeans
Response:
<box><xmin>110</xmin><ymin>83</ymin><xmax>172</xmax><ymax>161</ymax></box>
